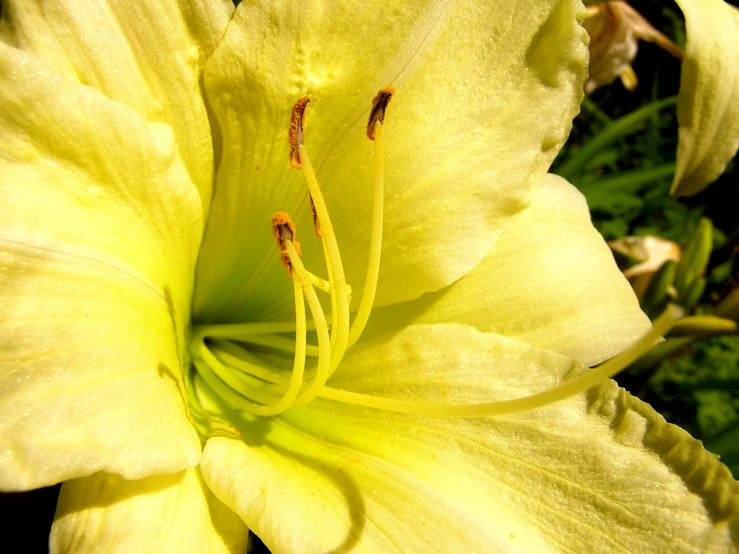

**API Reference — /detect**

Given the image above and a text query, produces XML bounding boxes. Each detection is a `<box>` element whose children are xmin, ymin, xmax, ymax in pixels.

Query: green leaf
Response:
<box><xmin>675</xmin><ymin>217</ymin><xmax>713</xmax><ymax>293</ymax></box>
<box><xmin>556</xmin><ymin>96</ymin><xmax>678</xmax><ymax>181</ymax></box>
<box><xmin>641</xmin><ymin>260</ymin><xmax>677</xmax><ymax>318</ymax></box>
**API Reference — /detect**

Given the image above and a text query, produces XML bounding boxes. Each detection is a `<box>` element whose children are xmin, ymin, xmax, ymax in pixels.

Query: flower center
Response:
<box><xmin>187</xmin><ymin>88</ymin><xmax>684</xmax><ymax>426</ymax></box>
<box><xmin>188</xmin><ymin>88</ymin><xmax>392</xmax><ymax>418</ymax></box>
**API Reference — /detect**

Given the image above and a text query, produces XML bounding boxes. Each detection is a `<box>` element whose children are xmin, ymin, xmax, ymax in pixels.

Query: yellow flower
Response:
<box><xmin>1</xmin><ymin>1</ymin><xmax>737</xmax><ymax>552</ymax></box>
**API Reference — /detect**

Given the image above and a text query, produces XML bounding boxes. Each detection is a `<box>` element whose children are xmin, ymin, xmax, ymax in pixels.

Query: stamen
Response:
<box><xmin>366</xmin><ymin>86</ymin><xmax>394</xmax><ymax>140</ymax></box>
<box><xmin>292</xmin><ymin>98</ymin><xmax>351</xmax><ymax>374</ymax></box>
<box><xmin>212</xmin><ymin>339</ymin><xmax>317</xmax><ymax>385</ymax></box>
<box><xmin>195</xmin><ymin>338</ymin><xmax>277</xmax><ymax>405</ymax></box>
<box><xmin>317</xmin><ymin>305</ymin><xmax>683</xmax><ymax>417</ymax></box>
<box><xmin>289</xmin><ymin>96</ymin><xmax>310</xmax><ymax>168</ymax></box>
<box><xmin>191</xmin><ymin>277</ymin><xmax>307</xmax><ymax>416</ymax></box>
<box><xmin>323</xmin><ymin>239</ymin><xmax>339</xmax><ymax>351</ymax></box>
<box><xmin>348</xmin><ymin>86</ymin><xmax>392</xmax><ymax>348</ymax></box>
<box><xmin>194</xmin><ymin>356</ymin><xmax>278</xmax><ymax>412</ymax></box>
<box><xmin>283</xmin><ymin>240</ymin><xmax>333</xmax><ymax>406</ymax></box>
<box><xmin>212</xmin><ymin>345</ymin><xmax>285</xmax><ymax>384</ymax></box>
<box><xmin>272</xmin><ymin>212</ymin><xmax>302</xmax><ymax>276</ymax></box>
<box><xmin>249</xmin><ymin>275</ymin><xmax>307</xmax><ymax>415</ymax></box>
<box><xmin>190</xmin><ymin>214</ymin><xmax>314</xmax><ymax>417</ymax></box>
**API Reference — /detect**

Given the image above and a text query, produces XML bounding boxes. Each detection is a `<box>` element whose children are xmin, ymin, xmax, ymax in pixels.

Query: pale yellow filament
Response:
<box><xmin>297</xmin><ymin>144</ymin><xmax>351</xmax><ymax>373</ymax></box>
<box><xmin>194</xmin><ymin>340</ymin><xmax>276</xmax><ymax>406</ymax></box>
<box><xmin>228</xmin><ymin>333</ymin><xmax>319</xmax><ymax>357</ymax></box>
<box><xmin>192</xmin><ymin>272</ymin><xmax>308</xmax><ymax>417</ymax></box>
<box><xmin>246</xmin><ymin>276</ymin><xmax>307</xmax><ymax>416</ymax></box>
<box><xmin>193</xmin><ymin>357</ymin><xmax>277</xmax><ymax>411</ymax></box>
<box><xmin>347</xmin><ymin>120</ymin><xmax>385</xmax><ymax>349</ymax></box>
<box><xmin>324</xmin><ymin>239</ymin><xmax>339</xmax><ymax>352</ymax></box>
<box><xmin>284</xmin><ymin>240</ymin><xmax>333</xmax><ymax>407</ymax></box>
<box><xmin>213</xmin><ymin>345</ymin><xmax>288</xmax><ymax>385</ymax></box>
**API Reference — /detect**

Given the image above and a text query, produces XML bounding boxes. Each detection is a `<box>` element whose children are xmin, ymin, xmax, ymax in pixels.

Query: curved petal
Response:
<box><xmin>0</xmin><ymin>0</ymin><xmax>234</xmax><ymax>212</ymax></box>
<box><xmin>202</xmin><ymin>324</ymin><xmax>739</xmax><ymax>553</ymax></box>
<box><xmin>671</xmin><ymin>0</ymin><xmax>739</xmax><ymax>197</ymax></box>
<box><xmin>0</xmin><ymin>45</ymin><xmax>202</xmax><ymax>489</ymax></box>
<box><xmin>194</xmin><ymin>0</ymin><xmax>589</xmax><ymax>323</ymax></box>
<box><xmin>368</xmin><ymin>174</ymin><xmax>651</xmax><ymax>367</ymax></box>
<box><xmin>50</xmin><ymin>468</ymin><xmax>248</xmax><ymax>554</ymax></box>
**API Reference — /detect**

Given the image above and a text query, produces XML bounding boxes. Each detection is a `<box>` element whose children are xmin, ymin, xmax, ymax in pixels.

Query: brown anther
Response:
<box><xmin>272</xmin><ymin>212</ymin><xmax>302</xmax><ymax>276</ymax></box>
<box><xmin>366</xmin><ymin>86</ymin><xmax>395</xmax><ymax>141</ymax></box>
<box><xmin>309</xmin><ymin>196</ymin><xmax>322</xmax><ymax>238</ymax></box>
<box><xmin>289</xmin><ymin>97</ymin><xmax>310</xmax><ymax>168</ymax></box>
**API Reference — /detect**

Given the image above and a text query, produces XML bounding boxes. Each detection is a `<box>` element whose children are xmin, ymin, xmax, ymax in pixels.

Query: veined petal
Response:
<box><xmin>369</xmin><ymin>174</ymin><xmax>651</xmax><ymax>367</ymax></box>
<box><xmin>0</xmin><ymin>0</ymin><xmax>234</xmax><ymax>212</ymax></box>
<box><xmin>194</xmin><ymin>0</ymin><xmax>588</xmax><ymax>322</ymax></box>
<box><xmin>671</xmin><ymin>0</ymin><xmax>739</xmax><ymax>197</ymax></box>
<box><xmin>202</xmin><ymin>324</ymin><xmax>739</xmax><ymax>553</ymax></box>
<box><xmin>0</xmin><ymin>45</ymin><xmax>202</xmax><ymax>489</ymax></box>
<box><xmin>51</xmin><ymin>468</ymin><xmax>248</xmax><ymax>554</ymax></box>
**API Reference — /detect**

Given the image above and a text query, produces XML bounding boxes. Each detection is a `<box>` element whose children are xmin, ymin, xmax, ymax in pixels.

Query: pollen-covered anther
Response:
<box><xmin>271</xmin><ymin>212</ymin><xmax>301</xmax><ymax>276</ymax></box>
<box><xmin>366</xmin><ymin>86</ymin><xmax>395</xmax><ymax>140</ymax></box>
<box><xmin>289</xmin><ymin>96</ymin><xmax>310</xmax><ymax>168</ymax></box>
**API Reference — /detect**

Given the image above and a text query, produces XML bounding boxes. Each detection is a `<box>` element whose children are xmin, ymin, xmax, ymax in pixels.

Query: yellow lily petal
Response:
<box><xmin>201</xmin><ymin>324</ymin><xmax>738</xmax><ymax>553</ymax></box>
<box><xmin>671</xmin><ymin>0</ymin><xmax>739</xmax><ymax>197</ymax></box>
<box><xmin>0</xmin><ymin>45</ymin><xmax>202</xmax><ymax>489</ymax></box>
<box><xmin>51</xmin><ymin>468</ymin><xmax>248</xmax><ymax>554</ymax></box>
<box><xmin>370</xmin><ymin>174</ymin><xmax>651</xmax><ymax>367</ymax></box>
<box><xmin>194</xmin><ymin>0</ymin><xmax>588</xmax><ymax>322</ymax></box>
<box><xmin>0</xmin><ymin>0</ymin><xmax>234</xmax><ymax>212</ymax></box>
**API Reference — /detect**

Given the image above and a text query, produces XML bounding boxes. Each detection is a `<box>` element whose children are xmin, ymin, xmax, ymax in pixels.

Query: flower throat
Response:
<box><xmin>188</xmin><ymin>87</ymin><xmax>682</xmax><ymax>421</ymax></box>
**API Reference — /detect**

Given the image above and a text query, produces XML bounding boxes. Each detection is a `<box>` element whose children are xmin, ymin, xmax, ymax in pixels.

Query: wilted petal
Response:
<box><xmin>671</xmin><ymin>0</ymin><xmax>739</xmax><ymax>197</ymax></box>
<box><xmin>201</xmin><ymin>324</ymin><xmax>738</xmax><ymax>553</ymax></box>
<box><xmin>583</xmin><ymin>1</ymin><xmax>682</xmax><ymax>94</ymax></box>
<box><xmin>51</xmin><ymin>469</ymin><xmax>248</xmax><ymax>554</ymax></box>
<box><xmin>195</xmin><ymin>0</ymin><xmax>588</xmax><ymax>323</ymax></box>
<box><xmin>0</xmin><ymin>44</ymin><xmax>202</xmax><ymax>489</ymax></box>
<box><xmin>609</xmin><ymin>235</ymin><xmax>682</xmax><ymax>279</ymax></box>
